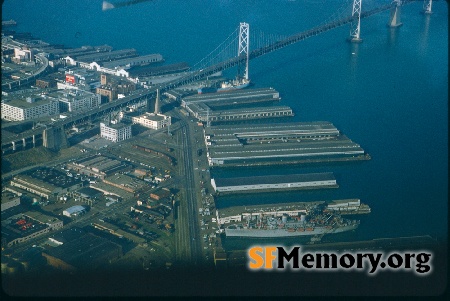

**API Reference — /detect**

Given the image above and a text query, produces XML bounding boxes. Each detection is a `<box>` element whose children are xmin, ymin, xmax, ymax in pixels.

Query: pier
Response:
<box><xmin>205</xmin><ymin>121</ymin><xmax>368</xmax><ymax>166</ymax></box>
<box><xmin>211</xmin><ymin>172</ymin><xmax>337</xmax><ymax>194</ymax></box>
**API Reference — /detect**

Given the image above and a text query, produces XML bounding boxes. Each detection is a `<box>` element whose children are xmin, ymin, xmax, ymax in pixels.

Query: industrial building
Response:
<box><xmin>48</xmin><ymin>227</ymin><xmax>86</xmax><ymax>246</ymax></box>
<box><xmin>181</xmin><ymin>88</ymin><xmax>281</xmax><ymax>107</ymax></box>
<box><xmin>42</xmin><ymin>233</ymin><xmax>123</xmax><ymax>271</ymax></box>
<box><xmin>128</xmin><ymin>62</ymin><xmax>189</xmax><ymax>78</ymax></box>
<box><xmin>187</xmin><ymin>103</ymin><xmax>293</xmax><ymax>123</ymax></box>
<box><xmin>68</xmin><ymin>155</ymin><xmax>131</xmax><ymax>179</ymax></box>
<box><xmin>1</xmin><ymin>212</ymin><xmax>63</xmax><ymax>248</ymax></box>
<box><xmin>100</xmin><ymin>122</ymin><xmax>132</xmax><ymax>142</ymax></box>
<box><xmin>181</xmin><ymin>88</ymin><xmax>293</xmax><ymax>124</ymax></box>
<box><xmin>131</xmin><ymin>112</ymin><xmax>171</xmax><ymax>130</ymax></box>
<box><xmin>73</xmin><ymin>48</ymin><xmax>138</xmax><ymax>65</ymax></box>
<box><xmin>1</xmin><ymin>191</ymin><xmax>21</xmax><ymax>212</ymax></box>
<box><xmin>103</xmin><ymin>174</ymin><xmax>147</xmax><ymax>194</ymax></box>
<box><xmin>62</xmin><ymin>205</ymin><xmax>87</xmax><ymax>217</ymax></box>
<box><xmin>10</xmin><ymin>168</ymin><xmax>83</xmax><ymax>200</ymax></box>
<box><xmin>204</xmin><ymin>121</ymin><xmax>368</xmax><ymax>166</ymax></box>
<box><xmin>211</xmin><ymin>173</ymin><xmax>337</xmax><ymax>193</ymax></box>
<box><xmin>101</xmin><ymin>53</ymin><xmax>163</xmax><ymax>70</ymax></box>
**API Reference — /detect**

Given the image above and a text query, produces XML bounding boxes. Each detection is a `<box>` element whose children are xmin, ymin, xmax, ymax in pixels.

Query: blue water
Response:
<box><xmin>3</xmin><ymin>1</ymin><xmax>448</xmax><ymax>247</ymax></box>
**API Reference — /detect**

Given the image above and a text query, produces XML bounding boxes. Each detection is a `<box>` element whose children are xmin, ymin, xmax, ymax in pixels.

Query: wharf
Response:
<box><xmin>181</xmin><ymin>88</ymin><xmax>281</xmax><ymax>107</ymax></box>
<box><xmin>187</xmin><ymin>103</ymin><xmax>293</xmax><ymax>124</ymax></box>
<box><xmin>222</xmin><ymin>235</ymin><xmax>440</xmax><ymax>267</ymax></box>
<box><xmin>216</xmin><ymin>199</ymin><xmax>369</xmax><ymax>224</ymax></box>
<box><xmin>211</xmin><ymin>172</ymin><xmax>337</xmax><ymax>194</ymax></box>
<box><xmin>205</xmin><ymin>121</ymin><xmax>368</xmax><ymax>166</ymax></box>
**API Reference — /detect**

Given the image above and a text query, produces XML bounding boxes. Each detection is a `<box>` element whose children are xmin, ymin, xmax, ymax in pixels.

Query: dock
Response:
<box><xmin>215</xmin><ymin>199</ymin><xmax>369</xmax><ymax>225</ymax></box>
<box><xmin>205</xmin><ymin>121</ymin><xmax>369</xmax><ymax>166</ymax></box>
<box><xmin>181</xmin><ymin>88</ymin><xmax>293</xmax><ymax>124</ymax></box>
<box><xmin>211</xmin><ymin>172</ymin><xmax>337</xmax><ymax>194</ymax></box>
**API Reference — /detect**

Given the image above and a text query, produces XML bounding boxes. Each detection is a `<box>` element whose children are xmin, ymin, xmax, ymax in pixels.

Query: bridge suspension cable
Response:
<box><xmin>191</xmin><ymin>26</ymin><xmax>239</xmax><ymax>71</ymax></box>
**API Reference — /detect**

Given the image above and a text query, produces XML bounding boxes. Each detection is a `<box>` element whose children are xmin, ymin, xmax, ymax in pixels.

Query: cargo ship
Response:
<box><xmin>220</xmin><ymin>204</ymin><xmax>359</xmax><ymax>238</ymax></box>
<box><xmin>217</xmin><ymin>77</ymin><xmax>250</xmax><ymax>92</ymax></box>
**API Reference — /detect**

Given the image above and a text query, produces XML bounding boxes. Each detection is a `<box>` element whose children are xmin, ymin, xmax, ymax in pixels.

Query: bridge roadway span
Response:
<box><xmin>2</xmin><ymin>0</ymin><xmax>415</xmax><ymax>147</ymax></box>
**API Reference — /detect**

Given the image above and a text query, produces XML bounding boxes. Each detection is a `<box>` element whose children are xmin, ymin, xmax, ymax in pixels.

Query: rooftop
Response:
<box><xmin>101</xmin><ymin>53</ymin><xmax>163</xmax><ymax>69</ymax></box>
<box><xmin>1</xmin><ymin>191</ymin><xmax>20</xmax><ymax>204</ymax></box>
<box><xmin>48</xmin><ymin>89</ymin><xmax>97</xmax><ymax>102</ymax></box>
<box><xmin>100</xmin><ymin>122</ymin><xmax>132</xmax><ymax>130</ymax></box>
<box><xmin>2</xmin><ymin>96</ymin><xmax>57</xmax><ymax>109</ymax></box>
<box><xmin>63</xmin><ymin>205</ymin><xmax>87</xmax><ymax>215</ymax></box>
<box><xmin>213</xmin><ymin>173</ymin><xmax>335</xmax><ymax>187</ymax></box>
<box><xmin>24</xmin><ymin>210</ymin><xmax>62</xmax><ymax>225</ymax></box>
<box><xmin>43</xmin><ymin>233</ymin><xmax>122</xmax><ymax>269</ymax></box>
<box><xmin>134</xmin><ymin>113</ymin><xmax>167</xmax><ymax>121</ymax></box>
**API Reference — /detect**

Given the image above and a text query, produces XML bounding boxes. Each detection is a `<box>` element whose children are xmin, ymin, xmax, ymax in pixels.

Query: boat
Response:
<box><xmin>223</xmin><ymin>205</ymin><xmax>360</xmax><ymax>238</ymax></box>
<box><xmin>217</xmin><ymin>77</ymin><xmax>250</xmax><ymax>92</ymax></box>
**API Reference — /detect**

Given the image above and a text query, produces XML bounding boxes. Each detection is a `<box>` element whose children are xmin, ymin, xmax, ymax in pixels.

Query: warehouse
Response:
<box><xmin>62</xmin><ymin>205</ymin><xmax>87</xmax><ymax>217</ymax></box>
<box><xmin>42</xmin><ymin>233</ymin><xmax>123</xmax><ymax>271</ymax></box>
<box><xmin>1</xmin><ymin>212</ymin><xmax>63</xmax><ymax>248</ymax></box>
<box><xmin>9</xmin><ymin>167</ymin><xmax>83</xmax><ymax>200</ymax></box>
<box><xmin>205</xmin><ymin>121</ymin><xmax>368</xmax><ymax>166</ymax></box>
<box><xmin>68</xmin><ymin>155</ymin><xmax>131</xmax><ymax>179</ymax></box>
<box><xmin>211</xmin><ymin>173</ymin><xmax>337</xmax><ymax>193</ymax></box>
<box><xmin>1</xmin><ymin>191</ymin><xmax>21</xmax><ymax>212</ymax></box>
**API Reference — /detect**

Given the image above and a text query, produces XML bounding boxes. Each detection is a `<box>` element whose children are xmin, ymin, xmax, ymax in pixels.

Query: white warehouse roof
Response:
<box><xmin>63</xmin><ymin>205</ymin><xmax>86</xmax><ymax>216</ymax></box>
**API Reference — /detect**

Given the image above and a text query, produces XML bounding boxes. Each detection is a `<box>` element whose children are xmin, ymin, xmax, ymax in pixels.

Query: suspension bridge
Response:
<box><xmin>1</xmin><ymin>0</ymin><xmax>435</xmax><ymax>153</ymax></box>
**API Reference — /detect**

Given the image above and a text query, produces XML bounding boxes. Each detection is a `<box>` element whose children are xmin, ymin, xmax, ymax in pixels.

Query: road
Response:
<box><xmin>172</xmin><ymin>111</ymin><xmax>202</xmax><ymax>265</ymax></box>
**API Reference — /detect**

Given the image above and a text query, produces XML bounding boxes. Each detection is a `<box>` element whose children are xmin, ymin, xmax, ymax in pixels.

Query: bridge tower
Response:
<box><xmin>423</xmin><ymin>0</ymin><xmax>433</xmax><ymax>14</ymax></box>
<box><xmin>388</xmin><ymin>0</ymin><xmax>403</xmax><ymax>28</ymax></box>
<box><xmin>238</xmin><ymin>22</ymin><xmax>250</xmax><ymax>80</ymax></box>
<box><xmin>349</xmin><ymin>0</ymin><xmax>363</xmax><ymax>43</ymax></box>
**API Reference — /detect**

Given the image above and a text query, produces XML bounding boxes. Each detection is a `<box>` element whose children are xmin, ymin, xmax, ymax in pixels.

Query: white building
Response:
<box><xmin>1</xmin><ymin>191</ymin><xmax>20</xmax><ymax>212</ymax></box>
<box><xmin>1</xmin><ymin>96</ymin><xmax>59</xmax><ymax>121</ymax></box>
<box><xmin>63</xmin><ymin>205</ymin><xmax>87</xmax><ymax>217</ymax></box>
<box><xmin>100</xmin><ymin>122</ymin><xmax>132</xmax><ymax>142</ymax></box>
<box><xmin>131</xmin><ymin>112</ymin><xmax>171</xmax><ymax>130</ymax></box>
<box><xmin>49</xmin><ymin>89</ymin><xmax>101</xmax><ymax>113</ymax></box>
<box><xmin>14</xmin><ymin>47</ymin><xmax>34</xmax><ymax>62</ymax></box>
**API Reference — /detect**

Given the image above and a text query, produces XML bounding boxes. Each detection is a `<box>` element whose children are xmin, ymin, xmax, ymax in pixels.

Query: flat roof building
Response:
<box><xmin>1</xmin><ymin>92</ymin><xmax>59</xmax><ymax>121</ymax></box>
<box><xmin>9</xmin><ymin>167</ymin><xmax>83</xmax><ymax>200</ymax></box>
<box><xmin>211</xmin><ymin>173</ymin><xmax>337</xmax><ymax>193</ymax></box>
<box><xmin>205</xmin><ymin>122</ymin><xmax>367</xmax><ymax>166</ymax></box>
<box><xmin>68</xmin><ymin>155</ymin><xmax>131</xmax><ymax>179</ymax></box>
<box><xmin>49</xmin><ymin>89</ymin><xmax>101</xmax><ymax>113</ymax></box>
<box><xmin>1</xmin><ymin>212</ymin><xmax>63</xmax><ymax>248</ymax></box>
<box><xmin>42</xmin><ymin>233</ymin><xmax>122</xmax><ymax>271</ymax></box>
<box><xmin>101</xmin><ymin>53</ymin><xmax>163</xmax><ymax>70</ymax></box>
<box><xmin>75</xmin><ymin>48</ymin><xmax>138</xmax><ymax>64</ymax></box>
<box><xmin>100</xmin><ymin>122</ymin><xmax>132</xmax><ymax>142</ymax></box>
<box><xmin>131</xmin><ymin>112</ymin><xmax>171</xmax><ymax>130</ymax></box>
<box><xmin>1</xmin><ymin>191</ymin><xmax>21</xmax><ymax>212</ymax></box>
<box><xmin>63</xmin><ymin>205</ymin><xmax>87</xmax><ymax>217</ymax></box>
<box><xmin>103</xmin><ymin>174</ymin><xmax>146</xmax><ymax>194</ymax></box>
